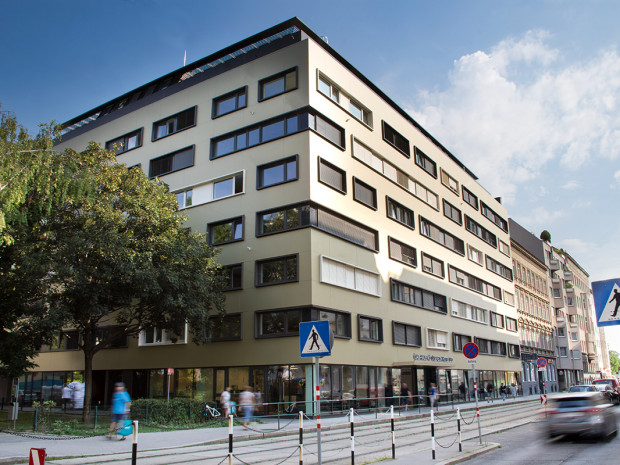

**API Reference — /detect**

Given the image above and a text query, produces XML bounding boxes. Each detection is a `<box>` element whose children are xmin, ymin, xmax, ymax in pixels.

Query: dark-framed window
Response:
<box><xmin>208</xmin><ymin>313</ymin><xmax>242</xmax><ymax>341</ymax></box>
<box><xmin>480</xmin><ymin>201</ymin><xmax>508</xmax><ymax>232</ymax></box>
<box><xmin>419</xmin><ymin>216</ymin><xmax>465</xmax><ymax>255</ymax></box>
<box><xmin>393</xmin><ymin>322</ymin><xmax>422</xmax><ymax>347</ymax></box>
<box><xmin>149</xmin><ymin>145</ymin><xmax>194</xmax><ymax>178</ymax></box>
<box><xmin>207</xmin><ymin>216</ymin><xmax>244</xmax><ymax>245</ymax></box>
<box><xmin>386</xmin><ymin>196</ymin><xmax>414</xmax><ymax>229</ymax></box>
<box><xmin>506</xmin><ymin>317</ymin><xmax>518</xmax><ymax>332</ymax></box>
<box><xmin>388</xmin><ymin>237</ymin><xmax>416</xmax><ymax>267</ymax></box>
<box><xmin>414</xmin><ymin>146</ymin><xmax>437</xmax><ymax>178</ymax></box>
<box><xmin>508</xmin><ymin>344</ymin><xmax>520</xmax><ymax>358</ymax></box>
<box><xmin>48</xmin><ymin>330</ymin><xmax>80</xmax><ymax>351</ymax></box>
<box><xmin>212</xmin><ymin>86</ymin><xmax>247</xmax><ymax>118</ymax></box>
<box><xmin>256</xmin><ymin>308</ymin><xmax>307</xmax><ymax>338</ymax></box>
<box><xmin>214</xmin><ymin>173</ymin><xmax>244</xmax><ymax>200</ymax></box>
<box><xmin>105</xmin><ymin>128</ymin><xmax>143</xmax><ymax>155</ymax></box>
<box><xmin>358</xmin><ymin>315</ymin><xmax>383</xmax><ymax>343</ymax></box>
<box><xmin>448</xmin><ymin>265</ymin><xmax>502</xmax><ymax>301</ymax></box>
<box><xmin>390</xmin><ymin>278</ymin><xmax>448</xmax><ymax>314</ymax></box>
<box><xmin>440</xmin><ymin>169</ymin><xmax>459</xmax><ymax>195</ymax></box>
<box><xmin>257</xmin><ymin>155</ymin><xmax>298</xmax><ymax>189</ymax></box>
<box><xmin>256</xmin><ymin>254</ymin><xmax>298</xmax><ymax>286</ymax></box>
<box><xmin>315</xmin><ymin>308</ymin><xmax>351</xmax><ymax>338</ymax></box>
<box><xmin>486</xmin><ymin>255</ymin><xmax>513</xmax><ymax>281</ymax></box>
<box><xmin>352</xmin><ymin>177</ymin><xmax>377</xmax><ymax>209</ymax></box>
<box><xmin>259</xmin><ymin>67</ymin><xmax>297</xmax><ymax>101</ymax></box>
<box><xmin>319</xmin><ymin>158</ymin><xmax>346</xmax><ymax>193</ymax></box>
<box><xmin>490</xmin><ymin>312</ymin><xmax>505</xmax><ymax>328</ymax></box>
<box><xmin>421</xmin><ymin>252</ymin><xmax>444</xmax><ymax>278</ymax></box>
<box><xmin>462</xmin><ymin>185</ymin><xmax>479</xmax><ymax>210</ymax></box>
<box><xmin>443</xmin><ymin>199</ymin><xmax>462</xmax><ymax>225</ymax></box>
<box><xmin>382</xmin><ymin>121</ymin><xmax>410</xmax><ymax>157</ymax></box>
<box><xmin>222</xmin><ymin>264</ymin><xmax>242</xmax><ymax>291</ymax></box>
<box><xmin>95</xmin><ymin>326</ymin><xmax>128</xmax><ymax>349</ymax></box>
<box><xmin>152</xmin><ymin>106</ymin><xmax>196</xmax><ymax>141</ymax></box>
<box><xmin>465</xmin><ymin>215</ymin><xmax>497</xmax><ymax>248</ymax></box>
<box><xmin>452</xmin><ymin>333</ymin><xmax>472</xmax><ymax>352</ymax></box>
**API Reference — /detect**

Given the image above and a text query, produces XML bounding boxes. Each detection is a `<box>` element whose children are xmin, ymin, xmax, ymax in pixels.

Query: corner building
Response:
<box><xmin>36</xmin><ymin>18</ymin><xmax>522</xmax><ymax>408</ymax></box>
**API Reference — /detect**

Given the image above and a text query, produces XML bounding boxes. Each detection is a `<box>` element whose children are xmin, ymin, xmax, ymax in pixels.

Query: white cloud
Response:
<box><xmin>556</xmin><ymin>238</ymin><xmax>596</xmax><ymax>257</ymax></box>
<box><xmin>561</xmin><ymin>181</ymin><xmax>580</xmax><ymax>190</ymax></box>
<box><xmin>516</xmin><ymin>206</ymin><xmax>565</xmax><ymax>226</ymax></box>
<box><xmin>611</xmin><ymin>170</ymin><xmax>620</xmax><ymax>189</ymax></box>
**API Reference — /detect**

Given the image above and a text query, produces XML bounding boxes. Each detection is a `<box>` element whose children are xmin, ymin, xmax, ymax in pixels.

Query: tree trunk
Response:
<box><xmin>82</xmin><ymin>350</ymin><xmax>94</xmax><ymax>423</ymax></box>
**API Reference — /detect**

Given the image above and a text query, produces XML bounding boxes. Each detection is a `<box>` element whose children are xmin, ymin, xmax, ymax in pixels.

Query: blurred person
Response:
<box><xmin>239</xmin><ymin>386</ymin><xmax>256</xmax><ymax>430</ymax></box>
<box><xmin>108</xmin><ymin>383</ymin><xmax>131</xmax><ymax>440</ymax></box>
<box><xmin>220</xmin><ymin>387</ymin><xmax>232</xmax><ymax>418</ymax></box>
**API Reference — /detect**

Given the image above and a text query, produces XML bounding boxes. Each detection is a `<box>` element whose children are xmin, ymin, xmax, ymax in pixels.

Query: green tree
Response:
<box><xmin>540</xmin><ymin>230</ymin><xmax>551</xmax><ymax>242</ymax></box>
<box><xmin>610</xmin><ymin>351</ymin><xmax>620</xmax><ymax>375</ymax></box>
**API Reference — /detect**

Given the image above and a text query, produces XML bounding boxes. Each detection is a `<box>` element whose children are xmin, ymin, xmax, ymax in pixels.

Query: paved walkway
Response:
<box><xmin>0</xmin><ymin>395</ymin><xmax>541</xmax><ymax>465</ymax></box>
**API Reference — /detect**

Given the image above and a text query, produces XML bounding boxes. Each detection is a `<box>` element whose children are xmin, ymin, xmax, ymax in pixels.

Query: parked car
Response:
<box><xmin>543</xmin><ymin>392</ymin><xmax>617</xmax><ymax>440</ymax></box>
<box><xmin>593</xmin><ymin>378</ymin><xmax>620</xmax><ymax>395</ymax></box>
<box><xmin>594</xmin><ymin>384</ymin><xmax>620</xmax><ymax>405</ymax></box>
<box><xmin>569</xmin><ymin>385</ymin><xmax>599</xmax><ymax>393</ymax></box>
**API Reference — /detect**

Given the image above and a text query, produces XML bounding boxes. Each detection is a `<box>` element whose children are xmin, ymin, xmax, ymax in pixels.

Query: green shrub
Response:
<box><xmin>131</xmin><ymin>398</ymin><xmax>219</xmax><ymax>426</ymax></box>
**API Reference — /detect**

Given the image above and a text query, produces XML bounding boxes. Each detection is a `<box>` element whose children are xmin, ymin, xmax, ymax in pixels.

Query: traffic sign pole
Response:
<box><xmin>315</xmin><ymin>357</ymin><xmax>322</xmax><ymax>465</ymax></box>
<box><xmin>473</xmin><ymin>365</ymin><xmax>482</xmax><ymax>444</ymax></box>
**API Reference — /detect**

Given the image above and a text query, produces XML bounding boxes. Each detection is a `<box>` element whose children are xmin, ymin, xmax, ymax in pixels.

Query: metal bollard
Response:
<box><xmin>299</xmin><ymin>411</ymin><xmax>304</xmax><ymax>465</ymax></box>
<box><xmin>33</xmin><ymin>406</ymin><xmax>39</xmax><ymax>432</ymax></box>
<box><xmin>228</xmin><ymin>414</ymin><xmax>233</xmax><ymax>465</ymax></box>
<box><xmin>390</xmin><ymin>405</ymin><xmax>395</xmax><ymax>459</ymax></box>
<box><xmin>350</xmin><ymin>407</ymin><xmax>355</xmax><ymax>465</ymax></box>
<box><xmin>430</xmin><ymin>409</ymin><xmax>436</xmax><ymax>460</ymax></box>
<box><xmin>131</xmin><ymin>420</ymin><xmax>138</xmax><ymax>465</ymax></box>
<box><xmin>457</xmin><ymin>408</ymin><xmax>462</xmax><ymax>452</ymax></box>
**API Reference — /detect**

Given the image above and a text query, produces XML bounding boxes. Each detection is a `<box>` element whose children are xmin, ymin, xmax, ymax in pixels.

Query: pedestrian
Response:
<box><xmin>72</xmin><ymin>382</ymin><xmax>84</xmax><ymax>409</ymax></box>
<box><xmin>400</xmin><ymin>383</ymin><xmax>411</xmax><ymax>408</ymax></box>
<box><xmin>108</xmin><ymin>382</ymin><xmax>131</xmax><ymax>440</ymax></box>
<box><xmin>486</xmin><ymin>382</ymin><xmax>494</xmax><ymax>403</ymax></box>
<box><xmin>239</xmin><ymin>386</ymin><xmax>256</xmax><ymax>430</ymax></box>
<box><xmin>500</xmin><ymin>383</ymin><xmax>507</xmax><ymax>401</ymax></box>
<box><xmin>254</xmin><ymin>388</ymin><xmax>262</xmax><ymax>415</ymax></box>
<box><xmin>429</xmin><ymin>383</ymin><xmax>437</xmax><ymax>410</ymax></box>
<box><xmin>384</xmin><ymin>383</ymin><xmax>393</xmax><ymax>407</ymax></box>
<box><xmin>61</xmin><ymin>384</ymin><xmax>73</xmax><ymax>411</ymax></box>
<box><xmin>220</xmin><ymin>386</ymin><xmax>232</xmax><ymax>418</ymax></box>
<box><xmin>458</xmin><ymin>382</ymin><xmax>466</xmax><ymax>401</ymax></box>
<box><xmin>510</xmin><ymin>383</ymin><xmax>517</xmax><ymax>400</ymax></box>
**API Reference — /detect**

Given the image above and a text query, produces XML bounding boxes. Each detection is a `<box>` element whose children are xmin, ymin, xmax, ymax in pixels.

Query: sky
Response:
<box><xmin>2</xmin><ymin>0</ymin><xmax>620</xmax><ymax>353</ymax></box>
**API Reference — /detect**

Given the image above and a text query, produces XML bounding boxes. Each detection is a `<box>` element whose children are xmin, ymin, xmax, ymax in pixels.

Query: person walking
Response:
<box><xmin>429</xmin><ymin>383</ymin><xmax>437</xmax><ymax>410</ymax></box>
<box><xmin>239</xmin><ymin>386</ymin><xmax>256</xmax><ymax>430</ymax></box>
<box><xmin>108</xmin><ymin>382</ymin><xmax>131</xmax><ymax>440</ymax></box>
<box><xmin>486</xmin><ymin>382</ymin><xmax>494</xmax><ymax>403</ymax></box>
<box><xmin>400</xmin><ymin>383</ymin><xmax>411</xmax><ymax>408</ymax></box>
<box><xmin>510</xmin><ymin>383</ymin><xmax>518</xmax><ymax>400</ymax></box>
<box><xmin>459</xmin><ymin>382</ymin><xmax>466</xmax><ymax>401</ymax></box>
<box><xmin>220</xmin><ymin>387</ymin><xmax>232</xmax><ymax>418</ymax></box>
<box><xmin>500</xmin><ymin>383</ymin><xmax>507</xmax><ymax>401</ymax></box>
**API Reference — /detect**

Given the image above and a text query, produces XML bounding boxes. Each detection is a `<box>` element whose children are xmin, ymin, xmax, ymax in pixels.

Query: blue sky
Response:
<box><xmin>3</xmin><ymin>0</ymin><xmax>620</xmax><ymax>350</ymax></box>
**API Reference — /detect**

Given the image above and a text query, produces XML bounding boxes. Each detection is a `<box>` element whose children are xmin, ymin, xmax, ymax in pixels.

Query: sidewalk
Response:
<box><xmin>0</xmin><ymin>395</ymin><xmax>540</xmax><ymax>465</ymax></box>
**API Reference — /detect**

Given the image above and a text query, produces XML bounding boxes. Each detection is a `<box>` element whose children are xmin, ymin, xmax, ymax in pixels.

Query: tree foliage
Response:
<box><xmin>540</xmin><ymin>230</ymin><xmax>551</xmax><ymax>242</ymax></box>
<box><xmin>610</xmin><ymin>350</ymin><xmax>620</xmax><ymax>375</ymax></box>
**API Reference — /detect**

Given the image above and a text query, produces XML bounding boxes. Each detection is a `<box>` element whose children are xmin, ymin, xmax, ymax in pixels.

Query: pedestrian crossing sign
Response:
<box><xmin>299</xmin><ymin>321</ymin><xmax>332</xmax><ymax>357</ymax></box>
<box><xmin>592</xmin><ymin>278</ymin><xmax>620</xmax><ymax>327</ymax></box>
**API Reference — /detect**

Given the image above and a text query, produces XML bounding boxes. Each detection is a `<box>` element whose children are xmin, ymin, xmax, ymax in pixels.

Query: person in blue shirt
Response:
<box><xmin>108</xmin><ymin>382</ymin><xmax>131</xmax><ymax>440</ymax></box>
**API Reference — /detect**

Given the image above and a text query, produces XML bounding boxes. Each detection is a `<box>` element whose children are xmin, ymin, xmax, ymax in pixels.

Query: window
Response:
<box><xmin>467</xmin><ymin>244</ymin><xmax>483</xmax><ymax>266</ymax></box>
<box><xmin>152</xmin><ymin>107</ymin><xmax>196</xmax><ymax>140</ymax></box>
<box><xmin>172</xmin><ymin>172</ymin><xmax>243</xmax><ymax>209</ymax></box>
<box><xmin>553</xmin><ymin>288</ymin><xmax>561</xmax><ymax>298</ymax></box>
<box><xmin>419</xmin><ymin>216</ymin><xmax>465</xmax><ymax>255</ymax></box>
<box><xmin>570</xmin><ymin>332</ymin><xmax>578</xmax><ymax>341</ymax></box>
<box><xmin>486</xmin><ymin>255</ymin><xmax>513</xmax><ymax>281</ymax></box>
<box><xmin>213</xmin><ymin>87</ymin><xmax>247</xmax><ymax>118</ymax></box>
<box><xmin>462</xmin><ymin>186</ymin><xmax>478</xmax><ymax>210</ymax></box>
<box><xmin>382</xmin><ymin>121</ymin><xmax>410</xmax><ymax>157</ymax></box>
<box><xmin>567</xmin><ymin>296</ymin><xmax>574</xmax><ymax>306</ymax></box>
<box><xmin>318</xmin><ymin>74</ymin><xmax>340</xmax><ymax>102</ymax></box>
<box><xmin>317</xmin><ymin>71</ymin><xmax>373</xmax><ymax>127</ymax></box>
<box><xmin>480</xmin><ymin>201</ymin><xmax>508</xmax><ymax>233</ymax></box>
<box><xmin>448</xmin><ymin>265</ymin><xmax>502</xmax><ymax>301</ymax></box>
<box><xmin>506</xmin><ymin>317</ymin><xmax>518</xmax><ymax>332</ymax></box>
<box><xmin>465</xmin><ymin>215</ymin><xmax>497</xmax><ymax>248</ymax></box>
<box><xmin>508</xmin><ymin>344</ymin><xmax>520</xmax><ymax>358</ymax></box>
<box><xmin>352</xmin><ymin>177</ymin><xmax>377</xmax><ymax>209</ymax></box>
<box><xmin>259</xmin><ymin>67</ymin><xmax>297</xmax><ymax>100</ymax></box>
<box><xmin>414</xmin><ymin>147</ymin><xmax>437</xmax><ymax>177</ymax></box>
<box><xmin>96</xmin><ymin>326</ymin><xmax>128</xmax><ymax>349</ymax></box>
<box><xmin>106</xmin><ymin>128</ymin><xmax>143</xmax><ymax>155</ymax></box>
<box><xmin>49</xmin><ymin>330</ymin><xmax>80</xmax><ymax>351</ymax></box>
<box><xmin>390</xmin><ymin>278</ymin><xmax>448</xmax><ymax>314</ymax></box>
<box><xmin>421</xmin><ymin>253</ymin><xmax>444</xmax><ymax>278</ymax></box>
<box><xmin>474</xmin><ymin>337</ymin><xmax>506</xmax><ymax>356</ymax></box>
<box><xmin>490</xmin><ymin>312</ymin><xmax>504</xmax><ymax>328</ymax></box>
<box><xmin>208</xmin><ymin>314</ymin><xmax>242</xmax><ymax>341</ymax></box>
<box><xmin>320</xmin><ymin>256</ymin><xmax>381</xmax><ymax>297</ymax></box>
<box><xmin>319</xmin><ymin>158</ymin><xmax>346</xmax><ymax>193</ymax></box>
<box><xmin>213</xmin><ymin>173</ymin><xmax>244</xmax><ymax>200</ymax></box>
<box><xmin>359</xmin><ymin>315</ymin><xmax>383</xmax><ymax>342</ymax></box>
<box><xmin>499</xmin><ymin>240</ymin><xmax>510</xmax><ymax>257</ymax></box>
<box><xmin>451</xmin><ymin>300</ymin><xmax>488</xmax><ymax>324</ymax></box>
<box><xmin>256</xmin><ymin>309</ymin><xmax>303</xmax><ymax>337</ymax></box>
<box><xmin>149</xmin><ymin>145</ymin><xmax>194</xmax><ymax>177</ymax></box>
<box><xmin>207</xmin><ymin>216</ymin><xmax>244</xmax><ymax>245</ymax></box>
<box><xmin>453</xmin><ymin>333</ymin><xmax>472</xmax><ymax>352</ymax></box>
<box><xmin>427</xmin><ymin>328</ymin><xmax>449</xmax><ymax>350</ymax></box>
<box><xmin>257</xmin><ymin>155</ymin><xmax>298</xmax><ymax>189</ymax></box>
<box><xmin>571</xmin><ymin>350</ymin><xmax>581</xmax><ymax>359</ymax></box>
<box><xmin>393</xmin><ymin>322</ymin><xmax>422</xmax><ymax>347</ymax></box>
<box><xmin>176</xmin><ymin>189</ymin><xmax>193</xmax><ymax>209</ymax></box>
<box><xmin>559</xmin><ymin>347</ymin><xmax>568</xmax><ymax>357</ymax></box>
<box><xmin>557</xmin><ymin>327</ymin><xmax>566</xmax><ymax>337</ymax></box>
<box><xmin>504</xmin><ymin>291</ymin><xmax>515</xmax><ymax>306</ymax></box>
<box><xmin>317</xmin><ymin>309</ymin><xmax>351</xmax><ymax>338</ymax></box>
<box><xmin>256</xmin><ymin>255</ymin><xmax>298</xmax><ymax>286</ymax></box>
<box><xmin>386</xmin><ymin>197</ymin><xmax>414</xmax><ymax>229</ymax></box>
<box><xmin>222</xmin><ymin>264</ymin><xmax>242</xmax><ymax>291</ymax></box>
<box><xmin>257</xmin><ymin>202</ymin><xmax>379</xmax><ymax>251</ymax></box>
<box><xmin>388</xmin><ymin>237</ymin><xmax>416</xmax><ymax>267</ymax></box>
<box><xmin>440</xmin><ymin>169</ymin><xmax>459</xmax><ymax>195</ymax></box>
<box><xmin>443</xmin><ymin>199</ymin><xmax>462</xmax><ymax>225</ymax></box>
<box><xmin>349</xmin><ymin>100</ymin><xmax>372</xmax><ymax>126</ymax></box>
<box><xmin>140</xmin><ymin>324</ymin><xmax>187</xmax><ymax>346</ymax></box>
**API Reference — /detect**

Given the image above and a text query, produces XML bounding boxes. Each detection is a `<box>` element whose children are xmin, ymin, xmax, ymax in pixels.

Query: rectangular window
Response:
<box><xmin>440</xmin><ymin>169</ymin><xmax>459</xmax><ymax>195</ymax></box>
<box><xmin>506</xmin><ymin>317</ymin><xmax>518</xmax><ymax>332</ymax></box>
<box><xmin>358</xmin><ymin>315</ymin><xmax>383</xmax><ymax>342</ymax></box>
<box><xmin>256</xmin><ymin>254</ymin><xmax>298</xmax><ymax>286</ymax></box>
<box><xmin>319</xmin><ymin>158</ymin><xmax>346</xmax><ymax>193</ymax></box>
<box><xmin>467</xmin><ymin>244</ymin><xmax>483</xmax><ymax>266</ymax></box>
<box><xmin>349</xmin><ymin>100</ymin><xmax>372</xmax><ymax>126</ymax></box>
<box><xmin>504</xmin><ymin>291</ymin><xmax>515</xmax><ymax>306</ymax></box>
<box><xmin>570</xmin><ymin>332</ymin><xmax>578</xmax><ymax>341</ymax></box>
<box><xmin>453</xmin><ymin>333</ymin><xmax>472</xmax><ymax>352</ymax></box>
<box><xmin>569</xmin><ymin>314</ymin><xmax>577</xmax><ymax>323</ymax></box>
<box><xmin>317</xmin><ymin>309</ymin><xmax>351</xmax><ymax>338</ymax></box>
<box><xmin>462</xmin><ymin>186</ymin><xmax>479</xmax><ymax>210</ymax></box>
<box><xmin>49</xmin><ymin>330</ymin><xmax>80</xmax><ymax>351</ymax></box>
<box><xmin>419</xmin><ymin>216</ymin><xmax>465</xmax><ymax>255</ymax></box>
<box><xmin>386</xmin><ymin>197</ymin><xmax>414</xmax><ymax>229</ymax></box>
<box><xmin>222</xmin><ymin>264</ymin><xmax>242</xmax><ymax>291</ymax></box>
<box><xmin>414</xmin><ymin>147</ymin><xmax>437</xmax><ymax>178</ymax></box>
<box><xmin>149</xmin><ymin>145</ymin><xmax>195</xmax><ymax>177</ymax></box>
<box><xmin>421</xmin><ymin>253</ymin><xmax>444</xmax><ymax>278</ymax></box>
<box><xmin>212</xmin><ymin>87</ymin><xmax>247</xmax><ymax>118</ymax></box>
<box><xmin>486</xmin><ymin>255</ymin><xmax>513</xmax><ymax>281</ymax></box>
<box><xmin>558</xmin><ymin>327</ymin><xmax>566</xmax><ymax>337</ymax></box>
<box><xmin>176</xmin><ymin>189</ymin><xmax>193</xmax><ymax>209</ymax></box>
<box><xmin>106</xmin><ymin>128</ymin><xmax>143</xmax><ymax>155</ymax></box>
<box><xmin>427</xmin><ymin>328</ymin><xmax>449</xmax><ymax>350</ymax></box>
<box><xmin>208</xmin><ymin>314</ymin><xmax>242</xmax><ymax>341</ymax></box>
<box><xmin>140</xmin><ymin>324</ymin><xmax>187</xmax><ymax>346</ymax></box>
<box><xmin>317</xmin><ymin>71</ymin><xmax>373</xmax><ymax>127</ymax></box>
<box><xmin>382</xmin><ymin>121</ymin><xmax>410</xmax><ymax>157</ymax></box>
<box><xmin>207</xmin><ymin>216</ymin><xmax>244</xmax><ymax>245</ymax></box>
<box><xmin>553</xmin><ymin>288</ymin><xmax>561</xmax><ymax>298</ymax></box>
<box><xmin>571</xmin><ymin>350</ymin><xmax>581</xmax><ymax>359</ymax></box>
<box><xmin>152</xmin><ymin>107</ymin><xmax>196</xmax><ymax>140</ymax></box>
<box><xmin>318</xmin><ymin>74</ymin><xmax>340</xmax><ymax>103</ymax></box>
<box><xmin>213</xmin><ymin>173</ymin><xmax>244</xmax><ymax>200</ymax></box>
<box><xmin>390</xmin><ymin>278</ymin><xmax>448</xmax><ymax>314</ymax></box>
<box><xmin>388</xmin><ymin>237</ymin><xmax>417</xmax><ymax>267</ymax></box>
<box><xmin>320</xmin><ymin>255</ymin><xmax>381</xmax><ymax>297</ymax></box>
<box><xmin>448</xmin><ymin>265</ymin><xmax>502</xmax><ymax>301</ymax></box>
<box><xmin>259</xmin><ymin>67</ymin><xmax>297</xmax><ymax>100</ymax></box>
<box><xmin>256</xmin><ymin>309</ymin><xmax>303</xmax><ymax>337</ymax></box>
<box><xmin>451</xmin><ymin>300</ymin><xmax>488</xmax><ymax>324</ymax></box>
<box><xmin>257</xmin><ymin>155</ymin><xmax>298</xmax><ymax>189</ymax></box>
<box><xmin>96</xmin><ymin>326</ymin><xmax>128</xmax><ymax>349</ymax></box>
<box><xmin>393</xmin><ymin>322</ymin><xmax>422</xmax><ymax>347</ymax></box>
<box><xmin>499</xmin><ymin>240</ymin><xmax>511</xmax><ymax>257</ymax></box>
<box><xmin>490</xmin><ymin>312</ymin><xmax>504</xmax><ymax>328</ymax></box>
<box><xmin>480</xmin><ymin>201</ymin><xmax>508</xmax><ymax>233</ymax></box>
<box><xmin>443</xmin><ymin>199</ymin><xmax>462</xmax><ymax>225</ymax></box>
<box><xmin>559</xmin><ymin>347</ymin><xmax>568</xmax><ymax>357</ymax></box>
<box><xmin>567</xmin><ymin>297</ymin><xmax>574</xmax><ymax>306</ymax></box>
<box><xmin>465</xmin><ymin>215</ymin><xmax>497</xmax><ymax>248</ymax></box>
<box><xmin>508</xmin><ymin>344</ymin><xmax>520</xmax><ymax>358</ymax></box>
<box><xmin>352</xmin><ymin>177</ymin><xmax>377</xmax><ymax>209</ymax></box>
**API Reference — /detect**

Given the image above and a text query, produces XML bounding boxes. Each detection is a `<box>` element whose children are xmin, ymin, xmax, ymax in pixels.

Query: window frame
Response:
<box><xmin>256</xmin><ymin>155</ymin><xmax>299</xmax><ymax>190</ymax></box>
<box><xmin>490</xmin><ymin>312</ymin><xmax>505</xmax><ymax>328</ymax></box>
<box><xmin>318</xmin><ymin>157</ymin><xmax>347</xmax><ymax>194</ymax></box>
<box><xmin>317</xmin><ymin>71</ymin><xmax>373</xmax><ymax>128</ymax></box>
<box><xmin>222</xmin><ymin>263</ymin><xmax>243</xmax><ymax>291</ymax></box>
<box><xmin>390</xmin><ymin>278</ymin><xmax>448</xmax><ymax>314</ymax></box>
<box><xmin>386</xmin><ymin>196</ymin><xmax>415</xmax><ymax>229</ymax></box>
<box><xmin>440</xmin><ymin>168</ymin><xmax>459</xmax><ymax>195</ymax></box>
<box><xmin>452</xmin><ymin>333</ymin><xmax>472</xmax><ymax>352</ymax></box>
<box><xmin>358</xmin><ymin>315</ymin><xmax>383</xmax><ymax>343</ymax></box>
<box><xmin>388</xmin><ymin>236</ymin><xmax>417</xmax><ymax>268</ymax></box>
<box><xmin>314</xmin><ymin>308</ymin><xmax>352</xmax><ymax>339</ymax></box>
<box><xmin>105</xmin><ymin>128</ymin><xmax>143</xmax><ymax>155</ymax></box>
<box><xmin>506</xmin><ymin>317</ymin><xmax>518</xmax><ymax>332</ymax></box>
<box><xmin>485</xmin><ymin>255</ymin><xmax>513</xmax><ymax>281</ymax></box>
<box><xmin>414</xmin><ymin>146</ymin><xmax>437</xmax><ymax>178</ymax></box>
<box><xmin>419</xmin><ymin>216</ymin><xmax>465</xmax><ymax>256</ymax></box>
<box><xmin>212</xmin><ymin>86</ymin><xmax>248</xmax><ymax>119</ymax></box>
<box><xmin>352</xmin><ymin>177</ymin><xmax>378</xmax><ymax>210</ymax></box>
<box><xmin>421</xmin><ymin>252</ymin><xmax>445</xmax><ymax>279</ymax></box>
<box><xmin>442</xmin><ymin>199</ymin><xmax>462</xmax><ymax>225</ymax></box>
<box><xmin>139</xmin><ymin>323</ymin><xmax>188</xmax><ymax>346</ymax></box>
<box><xmin>461</xmin><ymin>185</ymin><xmax>479</xmax><ymax>210</ymax></box>
<box><xmin>320</xmin><ymin>255</ymin><xmax>381</xmax><ymax>297</ymax></box>
<box><xmin>480</xmin><ymin>201</ymin><xmax>508</xmax><ymax>233</ymax></box>
<box><xmin>208</xmin><ymin>313</ymin><xmax>242</xmax><ymax>342</ymax></box>
<box><xmin>464</xmin><ymin>215</ymin><xmax>498</xmax><ymax>248</ymax></box>
<box><xmin>207</xmin><ymin>216</ymin><xmax>244</xmax><ymax>246</ymax></box>
<box><xmin>152</xmin><ymin>106</ymin><xmax>197</xmax><ymax>141</ymax></box>
<box><xmin>149</xmin><ymin>145</ymin><xmax>195</xmax><ymax>178</ymax></box>
<box><xmin>255</xmin><ymin>308</ymin><xmax>307</xmax><ymax>338</ymax></box>
<box><xmin>258</xmin><ymin>67</ymin><xmax>298</xmax><ymax>101</ymax></box>
<box><xmin>381</xmin><ymin>121</ymin><xmax>410</xmax><ymax>157</ymax></box>
<box><xmin>255</xmin><ymin>254</ymin><xmax>299</xmax><ymax>287</ymax></box>
<box><xmin>426</xmin><ymin>328</ymin><xmax>449</xmax><ymax>350</ymax></box>
<box><xmin>392</xmin><ymin>321</ymin><xmax>422</xmax><ymax>347</ymax></box>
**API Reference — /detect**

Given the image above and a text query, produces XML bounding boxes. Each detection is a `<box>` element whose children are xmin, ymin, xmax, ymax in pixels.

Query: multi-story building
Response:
<box><xmin>22</xmin><ymin>18</ymin><xmax>522</xmax><ymax>408</ymax></box>
<box><xmin>509</xmin><ymin>219</ymin><xmax>557</xmax><ymax>394</ymax></box>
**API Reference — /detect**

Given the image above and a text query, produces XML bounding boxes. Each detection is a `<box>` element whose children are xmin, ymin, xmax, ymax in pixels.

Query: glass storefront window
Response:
<box><xmin>356</xmin><ymin>366</ymin><xmax>368</xmax><ymax>403</ymax></box>
<box><xmin>149</xmin><ymin>369</ymin><xmax>165</xmax><ymax>398</ymax></box>
<box><xmin>176</xmin><ymin>369</ymin><xmax>194</xmax><ymax>398</ymax></box>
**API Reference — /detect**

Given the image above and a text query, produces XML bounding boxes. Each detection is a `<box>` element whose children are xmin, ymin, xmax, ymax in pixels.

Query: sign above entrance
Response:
<box><xmin>299</xmin><ymin>320</ymin><xmax>332</xmax><ymax>357</ymax></box>
<box><xmin>463</xmin><ymin>342</ymin><xmax>479</xmax><ymax>359</ymax></box>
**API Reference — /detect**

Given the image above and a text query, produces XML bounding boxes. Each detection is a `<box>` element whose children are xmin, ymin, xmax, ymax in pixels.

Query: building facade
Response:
<box><xmin>23</xmin><ymin>18</ymin><xmax>522</xmax><ymax>408</ymax></box>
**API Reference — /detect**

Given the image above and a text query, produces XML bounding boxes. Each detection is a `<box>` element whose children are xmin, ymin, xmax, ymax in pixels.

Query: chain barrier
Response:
<box><xmin>216</xmin><ymin>455</ymin><xmax>228</xmax><ymax>465</ymax></box>
<box><xmin>434</xmin><ymin>431</ymin><xmax>459</xmax><ymax>449</ymax></box>
<box><xmin>0</xmin><ymin>429</ymin><xmax>101</xmax><ymax>440</ymax></box>
<box><xmin>242</xmin><ymin>417</ymin><xmax>297</xmax><ymax>433</ymax></box>
<box><xmin>434</xmin><ymin>411</ymin><xmax>457</xmax><ymax>422</ymax></box>
<box><xmin>459</xmin><ymin>410</ymin><xmax>478</xmax><ymax>425</ymax></box>
<box><xmin>303</xmin><ymin>443</ymin><xmax>349</xmax><ymax>458</ymax></box>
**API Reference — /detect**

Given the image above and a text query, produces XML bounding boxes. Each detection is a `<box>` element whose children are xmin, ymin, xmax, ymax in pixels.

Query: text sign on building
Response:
<box><xmin>300</xmin><ymin>321</ymin><xmax>332</xmax><ymax>357</ymax></box>
<box><xmin>463</xmin><ymin>342</ymin><xmax>479</xmax><ymax>359</ymax></box>
<box><xmin>592</xmin><ymin>278</ymin><xmax>620</xmax><ymax>326</ymax></box>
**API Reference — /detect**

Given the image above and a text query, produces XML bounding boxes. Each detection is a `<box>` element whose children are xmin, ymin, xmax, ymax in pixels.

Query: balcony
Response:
<box><xmin>565</xmin><ymin>285</ymin><xmax>575</xmax><ymax>294</ymax></box>
<box><xmin>564</xmin><ymin>270</ymin><xmax>574</xmax><ymax>281</ymax></box>
<box><xmin>554</xmin><ymin>296</ymin><xmax>565</xmax><ymax>308</ymax></box>
<box><xmin>550</xmin><ymin>259</ymin><xmax>560</xmax><ymax>271</ymax></box>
